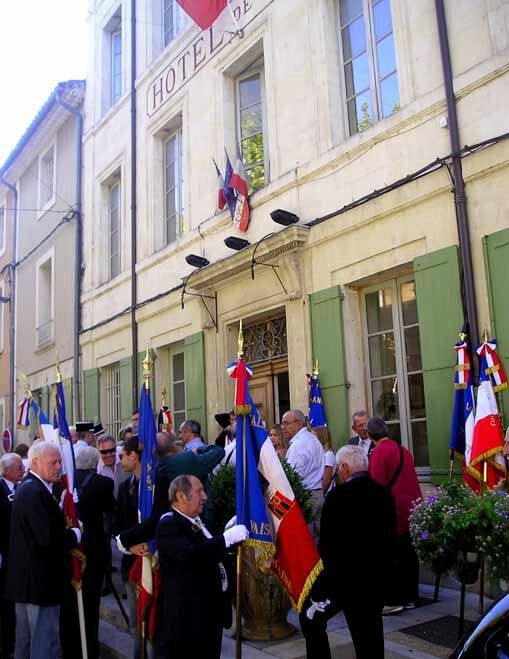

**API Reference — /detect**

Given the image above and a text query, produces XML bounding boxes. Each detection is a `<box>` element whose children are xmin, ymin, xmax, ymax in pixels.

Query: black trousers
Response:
<box><xmin>299</xmin><ymin>595</ymin><xmax>384</xmax><ymax>659</ymax></box>
<box><xmin>385</xmin><ymin>533</ymin><xmax>420</xmax><ymax>606</ymax></box>
<box><xmin>0</xmin><ymin>569</ymin><xmax>15</xmax><ymax>659</ymax></box>
<box><xmin>155</xmin><ymin>629</ymin><xmax>223</xmax><ymax>659</ymax></box>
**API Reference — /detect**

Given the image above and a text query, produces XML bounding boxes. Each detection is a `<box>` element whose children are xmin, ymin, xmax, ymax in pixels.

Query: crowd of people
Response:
<box><xmin>0</xmin><ymin>407</ymin><xmax>424</xmax><ymax>659</ymax></box>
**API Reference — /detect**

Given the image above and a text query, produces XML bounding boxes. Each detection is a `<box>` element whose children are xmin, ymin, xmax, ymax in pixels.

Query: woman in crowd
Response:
<box><xmin>312</xmin><ymin>425</ymin><xmax>336</xmax><ymax>494</ymax></box>
<box><xmin>269</xmin><ymin>424</ymin><xmax>287</xmax><ymax>458</ymax></box>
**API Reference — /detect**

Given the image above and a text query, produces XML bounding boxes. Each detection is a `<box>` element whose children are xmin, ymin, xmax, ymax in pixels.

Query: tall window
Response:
<box><xmin>36</xmin><ymin>251</ymin><xmax>54</xmax><ymax>348</ymax></box>
<box><xmin>104</xmin><ymin>363</ymin><xmax>121</xmax><ymax>439</ymax></box>
<box><xmin>170</xmin><ymin>351</ymin><xmax>186</xmax><ymax>429</ymax></box>
<box><xmin>38</xmin><ymin>144</ymin><xmax>56</xmax><ymax>210</ymax></box>
<box><xmin>363</xmin><ymin>277</ymin><xmax>429</xmax><ymax>470</ymax></box>
<box><xmin>164</xmin><ymin>127</ymin><xmax>184</xmax><ymax>244</ymax></box>
<box><xmin>104</xmin><ymin>8</ymin><xmax>122</xmax><ymax>109</ymax></box>
<box><xmin>111</xmin><ymin>30</ymin><xmax>122</xmax><ymax>104</ymax></box>
<box><xmin>0</xmin><ymin>205</ymin><xmax>5</xmax><ymax>256</ymax></box>
<box><xmin>339</xmin><ymin>0</ymin><xmax>399</xmax><ymax>135</ymax></box>
<box><xmin>236</xmin><ymin>61</ymin><xmax>268</xmax><ymax>193</ymax></box>
<box><xmin>109</xmin><ymin>181</ymin><xmax>121</xmax><ymax>279</ymax></box>
<box><xmin>162</xmin><ymin>0</ymin><xmax>181</xmax><ymax>47</ymax></box>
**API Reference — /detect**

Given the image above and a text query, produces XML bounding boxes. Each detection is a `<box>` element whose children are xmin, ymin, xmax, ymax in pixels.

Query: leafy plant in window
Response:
<box><xmin>357</xmin><ymin>101</ymin><xmax>373</xmax><ymax>132</ymax></box>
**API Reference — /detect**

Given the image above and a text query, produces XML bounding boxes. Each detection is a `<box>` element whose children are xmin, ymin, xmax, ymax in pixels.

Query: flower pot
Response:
<box><xmin>431</xmin><ymin>548</ymin><xmax>457</xmax><ymax>575</ymax></box>
<box><xmin>456</xmin><ymin>551</ymin><xmax>480</xmax><ymax>585</ymax></box>
<box><xmin>239</xmin><ymin>544</ymin><xmax>296</xmax><ymax>641</ymax></box>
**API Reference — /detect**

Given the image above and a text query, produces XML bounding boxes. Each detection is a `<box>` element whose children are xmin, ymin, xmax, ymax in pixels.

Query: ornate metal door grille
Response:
<box><xmin>244</xmin><ymin>316</ymin><xmax>287</xmax><ymax>364</ymax></box>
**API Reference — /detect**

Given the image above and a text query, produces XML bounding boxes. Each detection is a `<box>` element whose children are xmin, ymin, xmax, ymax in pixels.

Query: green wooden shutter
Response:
<box><xmin>119</xmin><ymin>357</ymin><xmax>134</xmax><ymax>427</ymax></box>
<box><xmin>41</xmin><ymin>385</ymin><xmax>50</xmax><ymax>419</ymax></box>
<box><xmin>414</xmin><ymin>246</ymin><xmax>464</xmax><ymax>479</ymax></box>
<box><xmin>484</xmin><ymin>228</ymin><xmax>509</xmax><ymax>419</ymax></box>
<box><xmin>309</xmin><ymin>286</ymin><xmax>349</xmax><ymax>449</ymax></box>
<box><xmin>184</xmin><ymin>332</ymin><xmax>207</xmax><ymax>438</ymax></box>
<box><xmin>63</xmin><ymin>379</ymin><xmax>73</xmax><ymax>424</ymax></box>
<box><xmin>83</xmin><ymin>368</ymin><xmax>101</xmax><ymax>423</ymax></box>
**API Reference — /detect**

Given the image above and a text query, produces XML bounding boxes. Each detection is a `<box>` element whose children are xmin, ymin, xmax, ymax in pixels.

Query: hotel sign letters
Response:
<box><xmin>147</xmin><ymin>0</ymin><xmax>267</xmax><ymax>117</ymax></box>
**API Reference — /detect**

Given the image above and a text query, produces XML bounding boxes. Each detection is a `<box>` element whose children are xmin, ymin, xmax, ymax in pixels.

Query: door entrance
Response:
<box><xmin>249</xmin><ymin>360</ymin><xmax>290</xmax><ymax>428</ymax></box>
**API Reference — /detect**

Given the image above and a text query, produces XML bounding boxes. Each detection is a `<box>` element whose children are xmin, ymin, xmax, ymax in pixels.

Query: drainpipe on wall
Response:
<box><xmin>130</xmin><ymin>0</ymin><xmax>139</xmax><ymax>408</ymax></box>
<box><xmin>55</xmin><ymin>92</ymin><xmax>84</xmax><ymax>420</ymax></box>
<box><xmin>0</xmin><ymin>177</ymin><xmax>18</xmax><ymax>439</ymax></box>
<box><xmin>434</xmin><ymin>0</ymin><xmax>480</xmax><ymax>353</ymax></box>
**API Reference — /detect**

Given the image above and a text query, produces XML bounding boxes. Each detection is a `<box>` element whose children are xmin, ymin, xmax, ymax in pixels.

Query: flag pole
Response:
<box><xmin>235</xmin><ymin>321</ymin><xmax>247</xmax><ymax>659</ymax></box>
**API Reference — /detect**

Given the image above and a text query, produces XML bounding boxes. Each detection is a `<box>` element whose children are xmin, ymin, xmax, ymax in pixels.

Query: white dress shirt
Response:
<box><xmin>1</xmin><ymin>477</ymin><xmax>15</xmax><ymax>494</ymax></box>
<box><xmin>285</xmin><ymin>427</ymin><xmax>325</xmax><ymax>491</ymax></box>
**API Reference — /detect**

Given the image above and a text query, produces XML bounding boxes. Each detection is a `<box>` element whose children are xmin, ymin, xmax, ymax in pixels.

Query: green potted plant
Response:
<box><xmin>210</xmin><ymin>459</ymin><xmax>313</xmax><ymax>641</ymax></box>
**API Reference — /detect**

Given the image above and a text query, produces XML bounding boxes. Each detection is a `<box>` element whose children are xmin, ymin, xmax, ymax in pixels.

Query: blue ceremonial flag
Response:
<box><xmin>308</xmin><ymin>373</ymin><xmax>327</xmax><ymax>428</ymax></box>
<box><xmin>449</xmin><ymin>340</ymin><xmax>474</xmax><ymax>456</ymax></box>
<box><xmin>138</xmin><ymin>381</ymin><xmax>158</xmax><ymax>548</ymax></box>
<box><xmin>223</xmin><ymin>149</ymin><xmax>236</xmax><ymax>219</ymax></box>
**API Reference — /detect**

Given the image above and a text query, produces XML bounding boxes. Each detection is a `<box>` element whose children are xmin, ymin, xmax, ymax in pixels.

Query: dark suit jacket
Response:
<box><xmin>0</xmin><ymin>479</ymin><xmax>14</xmax><ymax>592</ymax></box>
<box><xmin>114</xmin><ymin>475</ymin><xmax>139</xmax><ymax>582</ymax></box>
<box><xmin>311</xmin><ymin>472</ymin><xmax>396</xmax><ymax>604</ymax></box>
<box><xmin>5</xmin><ymin>474</ymin><xmax>78</xmax><ymax>605</ymax></box>
<box><xmin>76</xmin><ymin>470</ymin><xmax>115</xmax><ymax>572</ymax></box>
<box><xmin>347</xmin><ymin>435</ymin><xmax>375</xmax><ymax>456</ymax></box>
<box><xmin>155</xmin><ymin>510</ymin><xmax>228</xmax><ymax>643</ymax></box>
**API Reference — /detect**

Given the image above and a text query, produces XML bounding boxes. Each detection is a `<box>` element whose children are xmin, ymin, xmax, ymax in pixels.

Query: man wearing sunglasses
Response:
<box><xmin>97</xmin><ymin>435</ymin><xmax>125</xmax><ymax>499</ymax></box>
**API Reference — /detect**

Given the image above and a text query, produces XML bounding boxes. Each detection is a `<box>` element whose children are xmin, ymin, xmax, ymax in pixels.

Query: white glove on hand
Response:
<box><xmin>306</xmin><ymin>599</ymin><xmax>331</xmax><ymax>620</ymax></box>
<box><xmin>224</xmin><ymin>515</ymin><xmax>237</xmax><ymax>531</ymax></box>
<box><xmin>59</xmin><ymin>490</ymin><xmax>66</xmax><ymax>510</ymax></box>
<box><xmin>72</xmin><ymin>488</ymin><xmax>79</xmax><ymax>504</ymax></box>
<box><xmin>223</xmin><ymin>524</ymin><xmax>249</xmax><ymax>548</ymax></box>
<box><xmin>71</xmin><ymin>527</ymin><xmax>82</xmax><ymax>544</ymax></box>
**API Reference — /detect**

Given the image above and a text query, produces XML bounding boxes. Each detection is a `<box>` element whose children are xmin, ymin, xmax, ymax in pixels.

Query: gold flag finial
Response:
<box><xmin>55</xmin><ymin>351</ymin><xmax>62</xmax><ymax>384</ymax></box>
<box><xmin>459</xmin><ymin>331</ymin><xmax>466</xmax><ymax>342</ymax></box>
<box><xmin>483</xmin><ymin>328</ymin><xmax>489</xmax><ymax>343</ymax></box>
<box><xmin>18</xmin><ymin>371</ymin><xmax>32</xmax><ymax>399</ymax></box>
<box><xmin>237</xmin><ymin>320</ymin><xmax>244</xmax><ymax>359</ymax></box>
<box><xmin>142</xmin><ymin>345</ymin><xmax>153</xmax><ymax>388</ymax></box>
<box><xmin>161</xmin><ymin>385</ymin><xmax>167</xmax><ymax>407</ymax></box>
<box><xmin>313</xmin><ymin>360</ymin><xmax>320</xmax><ymax>376</ymax></box>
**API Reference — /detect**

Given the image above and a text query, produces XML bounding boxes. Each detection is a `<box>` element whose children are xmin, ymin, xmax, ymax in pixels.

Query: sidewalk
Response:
<box><xmin>99</xmin><ymin>582</ymin><xmax>491</xmax><ymax>658</ymax></box>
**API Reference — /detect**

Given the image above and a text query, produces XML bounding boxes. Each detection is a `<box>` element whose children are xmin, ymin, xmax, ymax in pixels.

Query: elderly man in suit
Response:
<box><xmin>347</xmin><ymin>410</ymin><xmax>375</xmax><ymax>458</ymax></box>
<box><xmin>6</xmin><ymin>441</ymin><xmax>81</xmax><ymax>659</ymax></box>
<box><xmin>155</xmin><ymin>475</ymin><xmax>248</xmax><ymax>659</ymax></box>
<box><xmin>299</xmin><ymin>445</ymin><xmax>396</xmax><ymax>659</ymax></box>
<box><xmin>0</xmin><ymin>453</ymin><xmax>24</xmax><ymax>659</ymax></box>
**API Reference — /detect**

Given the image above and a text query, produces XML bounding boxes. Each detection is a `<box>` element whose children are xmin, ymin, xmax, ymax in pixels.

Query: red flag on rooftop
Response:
<box><xmin>176</xmin><ymin>0</ymin><xmax>228</xmax><ymax>30</ymax></box>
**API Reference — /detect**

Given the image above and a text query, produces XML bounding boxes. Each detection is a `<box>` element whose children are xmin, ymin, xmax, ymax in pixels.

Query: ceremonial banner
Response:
<box><xmin>223</xmin><ymin>149</ymin><xmax>236</xmax><ymax>219</ymax></box>
<box><xmin>176</xmin><ymin>0</ymin><xmax>227</xmax><ymax>30</ymax></box>
<box><xmin>470</xmin><ymin>342</ymin><xmax>506</xmax><ymax>490</ymax></box>
<box><xmin>228</xmin><ymin>357</ymin><xmax>322</xmax><ymax>612</ymax></box>
<box><xmin>132</xmin><ymin>380</ymin><xmax>160</xmax><ymax>640</ymax></box>
<box><xmin>308</xmin><ymin>372</ymin><xmax>327</xmax><ymax>428</ymax></box>
<box><xmin>53</xmin><ymin>381</ymin><xmax>86</xmax><ymax>589</ymax></box>
<box><xmin>229</xmin><ymin>149</ymin><xmax>250</xmax><ymax>232</ymax></box>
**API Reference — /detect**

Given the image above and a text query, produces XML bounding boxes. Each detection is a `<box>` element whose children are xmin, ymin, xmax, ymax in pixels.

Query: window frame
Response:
<box><xmin>104</xmin><ymin>362</ymin><xmax>121</xmax><ymax>440</ymax></box>
<box><xmin>235</xmin><ymin>59</ymin><xmax>269</xmax><ymax>193</ymax></box>
<box><xmin>35</xmin><ymin>247</ymin><xmax>55</xmax><ymax>349</ymax></box>
<box><xmin>111</xmin><ymin>29</ymin><xmax>122</xmax><ymax>106</ymax></box>
<box><xmin>361</xmin><ymin>273</ymin><xmax>430</xmax><ymax>477</ymax></box>
<box><xmin>169</xmin><ymin>348</ymin><xmax>186</xmax><ymax>430</ymax></box>
<box><xmin>338</xmin><ymin>0</ymin><xmax>399</xmax><ymax>136</ymax></box>
<box><xmin>37</xmin><ymin>141</ymin><xmax>57</xmax><ymax>218</ymax></box>
<box><xmin>162</xmin><ymin>0</ymin><xmax>181</xmax><ymax>48</ymax></box>
<box><xmin>0</xmin><ymin>202</ymin><xmax>6</xmax><ymax>257</ymax></box>
<box><xmin>108</xmin><ymin>179</ymin><xmax>121</xmax><ymax>281</ymax></box>
<box><xmin>163</xmin><ymin>125</ymin><xmax>184</xmax><ymax>245</ymax></box>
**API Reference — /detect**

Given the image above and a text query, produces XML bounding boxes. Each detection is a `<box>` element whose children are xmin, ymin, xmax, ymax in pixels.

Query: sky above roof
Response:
<box><xmin>0</xmin><ymin>0</ymin><xmax>88</xmax><ymax>167</ymax></box>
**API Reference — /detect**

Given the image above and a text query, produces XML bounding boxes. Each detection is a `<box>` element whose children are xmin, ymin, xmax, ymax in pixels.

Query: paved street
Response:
<box><xmin>99</xmin><ymin>582</ymin><xmax>489</xmax><ymax>658</ymax></box>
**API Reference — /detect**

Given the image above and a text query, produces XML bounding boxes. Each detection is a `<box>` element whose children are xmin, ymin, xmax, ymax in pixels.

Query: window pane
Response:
<box><xmin>348</xmin><ymin>92</ymin><xmax>373</xmax><ymax>134</ymax></box>
<box><xmin>387</xmin><ymin>422</ymin><xmax>401</xmax><ymax>443</ymax></box>
<box><xmin>241</xmin><ymin>134</ymin><xmax>264</xmax><ymax>168</ymax></box>
<box><xmin>166</xmin><ymin>217</ymin><xmax>176</xmax><ymax>244</ymax></box>
<box><xmin>411</xmin><ymin>420</ymin><xmax>429</xmax><ymax>467</ymax></box>
<box><xmin>408</xmin><ymin>372</ymin><xmax>426</xmax><ymax>418</ymax></box>
<box><xmin>174</xmin><ymin>411</ymin><xmax>185</xmax><ymax>429</ymax></box>
<box><xmin>173</xmin><ymin>352</ymin><xmax>184</xmax><ymax>381</ymax></box>
<box><xmin>240</xmin><ymin>106</ymin><xmax>262</xmax><ymax>138</ymax></box>
<box><xmin>246</xmin><ymin>164</ymin><xmax>265</xmax><ymax>191</ymax></box>
<box><xmin>404</xmin><ymin>326</ymin><xmax>422</xmax><ymax>372</ymax></box>
<box><xmin>366</xmin><ymin>288</ymin><xmax>393</xmax><ymax>334</ymax></box>
<box><xmin>341</xmin><ymin>16</ymin><xmax>366</xmax><ymax>60</ymax></box>
<box><xmin>373</xmin><ymin>0</ymin><xmax>393</xmax><ymax>40</ymax></box>
<box><xmin>345</xmin><ymin>52</ymin><xmax>370</xmax><ymax>97</ymax></box>
<box><xmin>173</xmin><ymin>382</ymin><xmax>185</xmax><ymax>411</ymax></box>
<box><xmin>377</xmin><ymin>33</ymin><xmax>397</xmax><ymax>79</ymax></box>
<box><xmin>371</xmin><ymin>378</ymin><xmax>399</xmax><ymax>420</ymax></box>
<box><xmin>368</xmin><ymin>333</ymin><xmax>396</xmax><ymax>377</ymax></box>
<box><xmin>239</xmin><ymin>75</ymin><xmax>261</xmax><ymax>109</ymax></box>
<box><xmin>381</xmin><ymin>73</ymin><xmax>399</xmax><ymax>117</ymax></box>
<box><xmin>401</xmin><ymin>281</ymin><xmax>418</xmax><ymax>325</ymax></box>
<box><xmin>340</xmin><ymin>0</ymin><xmax>363</xmax><ymax>25</ymax></box>
<box><xmin>166</xmin><ymin>136</ymin><xmax>176</xmax><ymax>163</ymax></box>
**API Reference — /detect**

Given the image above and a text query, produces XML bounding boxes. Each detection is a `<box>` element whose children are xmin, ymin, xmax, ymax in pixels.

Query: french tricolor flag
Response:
<box><xmin>213</xmin><ymin>158</ymin><xmax>227</xmax><ymax>210</ymax></box>
<box><xmin>229</xmin><ymin>149</ymin><xmax>250</xmax><ymax>232</ymax></box>
<box><xmin>469</xmin><ymin>343</ymin><xmax>506</xmax><ymax>490</ymax></box>
<box><xmin>176</xmin><ymin>0</ymin><xmax>227</xmax><ymax>30</ymax></box>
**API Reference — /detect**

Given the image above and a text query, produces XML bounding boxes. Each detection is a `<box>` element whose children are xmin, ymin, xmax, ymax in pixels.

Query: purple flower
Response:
<box><xmin>427</xmin><ymin>496</ymin><xmax>437</xmax><ymax>504</ymax></box>
<box><xmin>421</xmin><ymin>531</ymin><xmax>429</xmax><ymax>540</ymax></box>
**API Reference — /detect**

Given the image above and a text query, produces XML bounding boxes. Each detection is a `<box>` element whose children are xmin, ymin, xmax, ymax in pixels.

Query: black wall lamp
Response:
<box><xmin>224</xmin><ymin>236</ymin><xmax>250</xmax><ymax>251</ymax></box>
<box><xmin>185</xmin><ymin>254</ymin><xmax>210</xmax><ymax>268</ymax></box>
<box><xmin>270</xmin><ymin>209</ymin><xmax>299</xmax><ymax>226</ymax></box>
